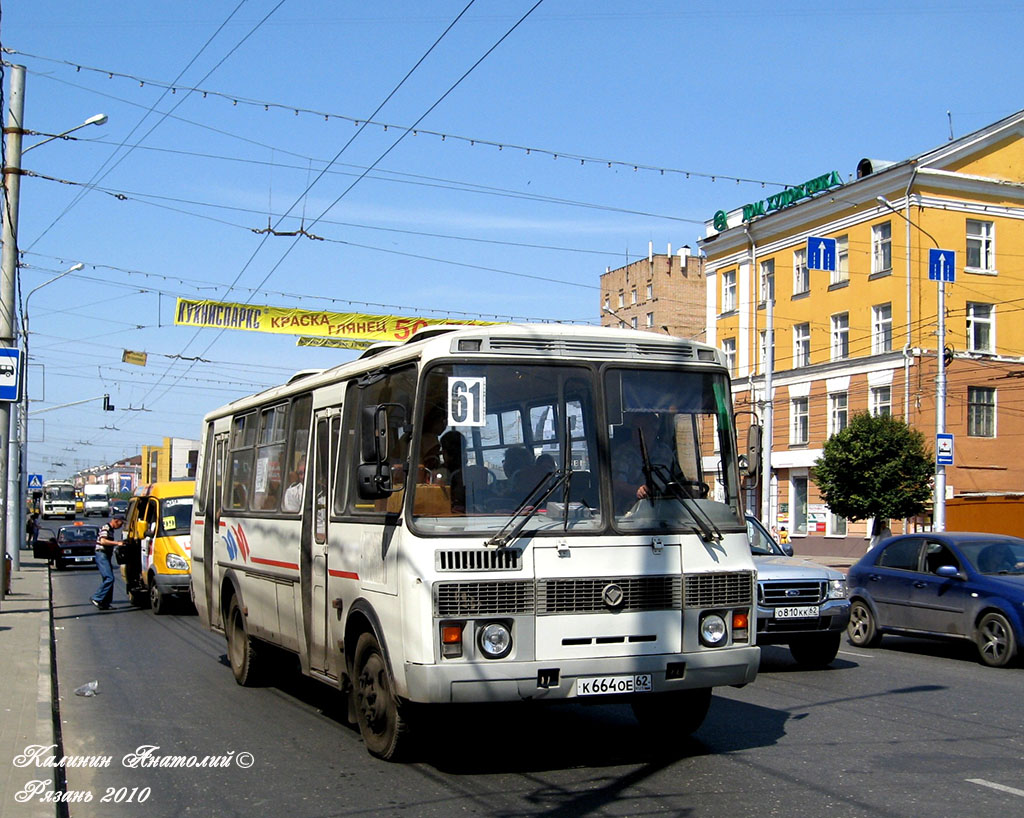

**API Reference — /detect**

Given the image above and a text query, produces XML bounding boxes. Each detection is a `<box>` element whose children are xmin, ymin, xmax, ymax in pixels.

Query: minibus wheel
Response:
<box><xmin>150</xmin><ymin>582</ymin><xmax>169</xmax><ymax>615</ymax></box>
<box><xmin>226</xmin><ymin>595</ymin><xmax>264</xmax><ymax>686</ymax></box>
<box><xmin>353</xmin><ymin>632</ymin><xmax>410</xmax><ymax>760</ymax></box>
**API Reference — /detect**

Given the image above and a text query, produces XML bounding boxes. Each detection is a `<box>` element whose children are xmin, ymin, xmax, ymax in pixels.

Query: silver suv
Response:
<box><xmin>746</xmin><ymin>515</ymin><xmax>851</xmax><ymax>668</ymax></box>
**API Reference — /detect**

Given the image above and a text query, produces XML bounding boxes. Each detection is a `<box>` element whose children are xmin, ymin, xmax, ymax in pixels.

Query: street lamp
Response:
<box><xmin>602</xmin><ymin>306</ymin><xmax>631</xmax><ymax>328</ymax></box>
<box><xmin>876</xmin><ymin>195</ymin><xmax>948</xmax><ymax>531</ymax></box>
<box><xmin>22</xmin><ymin>113</ymin><xmax>108</xmax><ymax>153</ymax></box>
<box><xmin>1</xmin><ymin>61</ymin><xmax>108</xmax><ymax>581</ymax></box>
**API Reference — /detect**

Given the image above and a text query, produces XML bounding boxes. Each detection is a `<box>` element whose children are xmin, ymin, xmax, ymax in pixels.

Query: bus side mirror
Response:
<box><xmin>746</xmin><ymin>425</ymin><xmax>762</xmax><ymax>478</ymax></box>
<box><xmin>357</xmin><ymin>405</ymin><xmax>395</xmax><ymax>499</ymax></box>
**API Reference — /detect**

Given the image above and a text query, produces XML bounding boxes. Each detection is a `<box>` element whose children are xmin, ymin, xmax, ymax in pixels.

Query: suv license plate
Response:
<box><xmin>775</xmin><ymin>605</ymin><xmax>819</xmax><ymax>619</ymax></box>
<box><xmin>577</xmin><ymin>674</ymin><xmax>652</xmax><ymax>696</ymax></box>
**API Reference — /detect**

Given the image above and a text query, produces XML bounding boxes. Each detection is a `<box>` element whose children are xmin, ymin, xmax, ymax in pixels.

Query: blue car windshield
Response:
<box><xmin>957</xmin><ymin>539</ymin><xmax>1024</xmax><ymax>574</ymax></box>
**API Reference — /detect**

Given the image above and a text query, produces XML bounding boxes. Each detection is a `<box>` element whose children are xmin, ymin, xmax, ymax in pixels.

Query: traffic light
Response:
<box><xmin>103</xmin><ymin>394</ymin><xmax>115</xmax><ymax>411</ymax></box>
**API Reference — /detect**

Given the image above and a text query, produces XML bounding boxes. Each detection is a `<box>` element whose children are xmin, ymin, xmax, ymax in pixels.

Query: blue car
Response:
<box><xmin>847</xmin><ymin>532</ymin><xmax>1024</xmax><ymax>667</ymax></box>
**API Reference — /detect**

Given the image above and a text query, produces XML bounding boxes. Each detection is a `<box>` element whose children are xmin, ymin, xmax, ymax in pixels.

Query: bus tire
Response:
<box><xmin>353</xmin><ymin>632</ymin><xmax>411</xmax><ymax>760</ymax></box>
<box><xmin>150</xmin><ymin>581</ymin><xmax>169</xmax><ymax>615</ymax></box>
<box><xmin>632</xmin><ymin>687</ymin><xmax>712</xmax><ymax>738</ymax></box>
<box><xmin>226</xmin><ymin>595</ymin><xmax>264</xmax><ymax>686</ymax></box>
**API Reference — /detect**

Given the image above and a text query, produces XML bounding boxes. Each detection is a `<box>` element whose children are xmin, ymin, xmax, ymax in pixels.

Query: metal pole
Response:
<box><xmin>1</xmin><ymin>64</ymin><xmax>26</xmax><ymax>595</ymax></box>
<box><xmin>761</xmin><ymin>288</ymin><xmax>774</xmax><ymax>526</ymax></box>
<box><xmin>935</xmin><ymin>277</ymin><xmax>946</xmax><ymax>530</ymax></box>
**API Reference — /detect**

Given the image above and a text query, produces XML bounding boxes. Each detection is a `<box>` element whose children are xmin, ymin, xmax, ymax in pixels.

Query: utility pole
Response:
<box><xmin>1</xmin><ymin>64</ymin><xmax>26</xmax><ymax>594</ymax></box>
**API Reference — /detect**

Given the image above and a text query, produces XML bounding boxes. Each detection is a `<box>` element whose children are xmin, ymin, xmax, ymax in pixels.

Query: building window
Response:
<box><xmin>631</xmin><ymin>288</ymin><xmax>638</xmax><ymax>305</ymax></box>
<box><xmin>832</xmin><ymin>235</ymin><xmax>849</xmax><ymax>285</ymax></box>
<box><xmin>831</xmin><ymin>312</ymin><xmax>849</xmax><ymax>361</ymax></box>
<box><xmin>966</xmin><ymin>219</ymin><xmax>995</xmax><ymax>272</ymax></box>
<box><xmin>967</xmin><ymin>302</ymin><xmax>994</xmax><ymax>353</ymax></box>
<box><xmin>791</xmin><ymin>397</ymin><xmax>809</xmax><ymax>445</ymax></box>
<box><xmin>793</xmin><ymin>323</ymin><xmax>810</xmax><ymax>368</ymax></box>
<box><xmin>603</xmin><ymin>295</ymin><xmax>609</xmax><ymax>311</ymax></box>
<box><xmin>872</xmin><ymin>303</ymin><xmax>893</xmax><ymax>354</ymax></box>
<box><xmin>722</xmin><ymin>268</ymin><xmax>736</xmax><ymax>313</ymax></box>
<box><xmin>828</xmin><ymin>511</ymin><xmax>847</xmax><ymax>536</ymax></box>
<box><xmin>646</xmin><ymin>283</ymin><xmax>653</xmax><ymax>300</ymax></box>
<box><xmin>870</xmin><ymin>386</ymin><xmax>892</xmax><ymax>417</ymax></box>
<box><xmin>829</xmin><ymin>392</ymin><xmax>848</xmax><ymax>436</ymax></box>
<box><xmin>722</xmin><ymin>338</ymin><xmax>736</xmax><ymax>373</ymax></box>
<box><xmin>793</xmin><ymin>248</ymin><xmax>809</xmax><ymax>295</ymax></box>
<box><xmin>645</xmin><ymin>312</ymin><xmax>654</xmax><ymax>328</ymax></box>
<box><xmin>872</xmin><ymin>221</ymin><xmax>892</xmax><ymax>274</ymax></box>
<box><xmin>967</xmin><ymin>386</ymin><xmax>996</xmax><ymax>437</ymax></box>
<box><xmin>760</xmin><ymin>258</ymin><xmax>775</xmax><ymax>302</ymax></box>
<box><xmin>759</xmin><ymin>330</ymin><xmax>774</xmax><ymax>372</ymax></box>
<box><xmin>630</xmin><ymin>316</ymin><xmax>638</xmax><ymax>330</ymax></box>
<box><xmin>618</xmin><ymin>292</ymin><xmax>624</xmax><ymax>308</ymax></box>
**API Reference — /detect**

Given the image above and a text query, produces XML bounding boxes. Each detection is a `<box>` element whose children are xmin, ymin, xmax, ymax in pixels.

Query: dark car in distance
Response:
<box><xmin>110</xmin><ymin>499</ymin><xmax>129</xmax><ymax>516</ymax></box>
<box><xmin>34</xmin><ymin>523</ymin><xmax>100</xmax><ymax>571</ymax></box>
<box><xmin>847</xmin><ymin>532</ymin><xmax>1024</xmax><ymax>667</ymax></box>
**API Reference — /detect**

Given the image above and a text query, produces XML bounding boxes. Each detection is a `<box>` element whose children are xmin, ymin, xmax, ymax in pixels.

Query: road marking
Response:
<box><xmin>838</xmin><ymin>649</ymin><xmax>873</xmax><ymax>658</ymax></box>
<box><xmin>967</xmin><ymin>779</ymin><xmax>1024</xmax><ymax>798</ymax></box>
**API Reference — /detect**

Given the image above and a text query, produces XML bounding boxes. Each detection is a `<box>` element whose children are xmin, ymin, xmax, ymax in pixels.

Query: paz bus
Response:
<box><xmin>41</xmin><ymin>480</ymin><xmax>77</xmax><ymax>520</ymax></box>
<box><xmin>191</xmin><ymin>324</ymin><xmax>760</xmax><ymax>759</ymax></box>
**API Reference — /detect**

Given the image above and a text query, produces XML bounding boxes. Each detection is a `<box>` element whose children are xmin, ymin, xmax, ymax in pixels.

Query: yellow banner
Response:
<box><xmin>296</xmin><ymin>336</ymin><xmax>373</xmax><ymax>350</ymax></box>
<box><xmin>174</xmin><ymin>298</ymin><xmax>496</xmax><ymax>342</ymax></box>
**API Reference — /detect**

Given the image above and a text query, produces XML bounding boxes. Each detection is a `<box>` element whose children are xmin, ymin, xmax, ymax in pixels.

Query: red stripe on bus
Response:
<box><xmin>251</xmin><ymin>557</ymin><xmax>299</xmax><ymax>571</ymax></box>
<box><xmin>328</xmin><ymin>569</ymin><xmax>359</xmax><ymax>580</ymax></box>
<box><xmin>194</xmin><ymin>519</ymin><xmax>205</xmax><ymax>526</ymax></box>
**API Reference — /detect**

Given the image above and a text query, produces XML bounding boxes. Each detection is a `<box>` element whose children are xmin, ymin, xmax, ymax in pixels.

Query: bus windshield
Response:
<box><xmin>410</xmin><ymin>361</ymin><xmax>744</xmax><ymax>536</ymax></box>
<box><xmin>158</xmin><ymin>497</ymin><xmax>194</xmax><ymax>536</ymax></box>
<box><xmin>45</xmin><ymin>485</ymin><xmax>76</xmax><ymax>501</ymax></box>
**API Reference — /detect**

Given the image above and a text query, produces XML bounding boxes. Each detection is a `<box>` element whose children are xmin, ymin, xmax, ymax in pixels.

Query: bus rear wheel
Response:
<box><xmin>226</xmin><ymin>596</ymin><xmax>264</xmax><ymax>686</ymax></box>
<box><xmin>353</xmin><ymin>632</ymin><xmax>411</xmax><ymax>760</ymax></box>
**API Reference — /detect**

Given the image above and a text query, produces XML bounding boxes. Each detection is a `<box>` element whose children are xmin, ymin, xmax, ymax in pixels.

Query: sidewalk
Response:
<box><xmin>1</xmin><ymin>553</ymin><xmax>54</xmax><ymax>818</ymax></box>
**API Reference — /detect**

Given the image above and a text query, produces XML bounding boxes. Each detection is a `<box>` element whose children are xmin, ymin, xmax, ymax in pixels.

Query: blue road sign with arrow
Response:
<box><xmin>929</xmin><ymin>248</ymin><xmax>955</xmax><ymax>282</ymax></box>
<box><xmin>807</xmin><ymin>236</ymin><xmax>837</xmax><ymax>272</ymax></box>
<box><xmin>936</xmin><ymin>433</ymin><xmax>954</xmax><ymax>466</ymax></box>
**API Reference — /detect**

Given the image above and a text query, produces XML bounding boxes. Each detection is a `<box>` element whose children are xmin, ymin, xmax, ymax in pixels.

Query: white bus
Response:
<box><xmin>192</xmin><ymin>324</ymin><xmax>760</xmax><ymax>759</ymax></box>
<box><xmin>41</xmin><ymin>480</ymin><xmax>77</xmax><ymax>520</ymax></box>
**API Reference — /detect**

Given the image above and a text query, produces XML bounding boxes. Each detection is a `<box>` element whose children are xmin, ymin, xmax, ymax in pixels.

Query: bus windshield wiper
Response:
<box><xmin>486</xmin><ymin>469</ymin><xmax>572</xmax><ymax>548</ymax></box>
<box><xmin>638</xmin><ymin>429</ymin><xmax>721</xmax><ymax>543</ymax></box>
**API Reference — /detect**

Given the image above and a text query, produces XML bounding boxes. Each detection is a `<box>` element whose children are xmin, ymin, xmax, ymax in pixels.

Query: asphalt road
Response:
<box><xmin>37</xmin><ymin>565</ymin><xmax>1024</xmax><ymax>818</ymax></box>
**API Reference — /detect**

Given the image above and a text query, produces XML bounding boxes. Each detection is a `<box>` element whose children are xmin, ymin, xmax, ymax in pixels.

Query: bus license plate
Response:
<box><xmin>775</xmin><ymin>605</ymin><xmax>819</xmax><ymax>619</ymax></box>
<box><xmin>577</xmin><ymin>674</ymin><xmax>652</xmax><ymax>697</ymax></box>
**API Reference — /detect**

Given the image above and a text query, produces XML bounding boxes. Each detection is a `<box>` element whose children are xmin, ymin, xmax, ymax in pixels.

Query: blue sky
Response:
<box><xmin>5</xmin><ymin>0</ymin><xmax>1024</xmax><ymax>476</ymax></box>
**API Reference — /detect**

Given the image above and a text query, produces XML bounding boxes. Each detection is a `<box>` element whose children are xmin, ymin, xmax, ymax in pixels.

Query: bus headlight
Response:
<box><xmin>699</xmin><ymin>613</ymin><xmax>728</xmax><ymax>647</ymax></box>
<box><xmin>478</xmin><ymin>622</ymin><xmax>512</xmax><ymax>659</ymax></box>
<box><xmin>166</xmin><ymin>553</ymin><xmax>189</xmax><ymax>571</ymax></box>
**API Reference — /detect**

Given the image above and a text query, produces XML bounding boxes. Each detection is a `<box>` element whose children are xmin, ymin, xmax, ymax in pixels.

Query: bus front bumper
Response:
<box><xmin>402</xmin><ymin>646</ymin><xmax>760</xmax><ymax>704</ymax></box>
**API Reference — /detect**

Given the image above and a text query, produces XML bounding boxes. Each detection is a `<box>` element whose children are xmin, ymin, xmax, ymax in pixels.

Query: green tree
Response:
<box><xmin>813</xmin><ymin>412</ymin><xmax>933</xmax><ymax>537</ymax></box>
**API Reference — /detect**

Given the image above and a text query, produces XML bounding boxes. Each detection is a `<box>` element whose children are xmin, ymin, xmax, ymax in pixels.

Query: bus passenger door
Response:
<box><xmin>203</xmin><ymin>433</ymin><xmax>228</xmax><ymax>629</ymax></box>
<box><xmin>307</xmin><ymin>411</ymin><xmax>337</xmax><ymax>674</ymax></box>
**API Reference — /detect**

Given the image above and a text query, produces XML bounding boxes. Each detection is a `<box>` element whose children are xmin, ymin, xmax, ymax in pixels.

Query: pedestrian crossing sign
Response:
<box><xmin>28</xmin><ymin>474</ymin><xmax>44</xmax><ymax>489</ymax></box>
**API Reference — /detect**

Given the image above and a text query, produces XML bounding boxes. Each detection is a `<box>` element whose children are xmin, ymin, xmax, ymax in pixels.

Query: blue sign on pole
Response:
<box><xmin>28</xmin><ymin>473</ymin><xmax>44</xmax><ymax>490</ymax></box>
<box><xmin>807</xmin><ymin>236</ymin><xmax>837</xmax><ymax>272</ymax></box>
<box><xmin>936</xmin><ymin>433</ymin><xmax>954</xmax><ymax>466</ymax></box>
<box><xmin>0</xmin><ymin>347</ymin><xmax>20</xmax><ymax>402</ymax></box>
<box><xmin>119</xmin><ymin>473</ymin><xmax>133</xmax><ymax>493</ymax></box>
<box><xmin>929</xmin><ymin>248</ymin><xmax>956</xmax><ymax>283</ymax></box>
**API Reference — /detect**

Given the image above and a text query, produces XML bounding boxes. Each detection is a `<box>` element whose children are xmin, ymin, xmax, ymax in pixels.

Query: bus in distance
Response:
<box><xmin>41</xmin><ymin>480</ymin><xmax>77</xmax><ymax>520</ymax></box>
<box><xmin>191</xmin><ymin>324</ymin><xmax>760</xmax><ymax>760</ymax></box>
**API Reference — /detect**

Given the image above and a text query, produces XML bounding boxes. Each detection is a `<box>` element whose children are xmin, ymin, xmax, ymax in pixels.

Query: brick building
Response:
<box><xmin>599</xmin><ymin>245</ymin><xmax>706</xmax><ymax>338</ymax></box>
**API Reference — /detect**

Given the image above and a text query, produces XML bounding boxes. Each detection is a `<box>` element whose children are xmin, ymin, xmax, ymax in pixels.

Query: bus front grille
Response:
<box><xmin>434</xmin><ymin>581</ymin><xmax>535</xmax><ymax>617</ymax></box>
<box><xmin>537</xmin><ymin>576</ymin><xmax>682</xmax><ymax>614</ymax></box>
<box><xmin>684</xmin><ymin>572</ymin><xmax>754</xmax><ymax>608</ymax></box>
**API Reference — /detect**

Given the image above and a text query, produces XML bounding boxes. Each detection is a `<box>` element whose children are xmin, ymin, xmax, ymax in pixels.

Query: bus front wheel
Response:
<box><xmin>226</xmin><ymin>596</ymin><xmax>264</xmax><ymax>686</ymax></box>
<box><xmin>353</xmin><ymin>632</ymin><xmax>411</xmax><ymax>760</ymax></box>
<box><xmin>632</xmin><ymin>687</ymin><xmax>712</xmax><ymax>738</ymax></box>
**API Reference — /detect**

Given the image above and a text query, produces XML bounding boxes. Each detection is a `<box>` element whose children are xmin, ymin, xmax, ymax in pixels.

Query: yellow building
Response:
<box><xmin>141</xmin><ymin>437</ymin><xmax>200</xmax><ymax>485</ymax></box>
<box><xmin>699</xmin><ymin>109</ymin><xmax>1024</xmax><ymax>546</ymax></box>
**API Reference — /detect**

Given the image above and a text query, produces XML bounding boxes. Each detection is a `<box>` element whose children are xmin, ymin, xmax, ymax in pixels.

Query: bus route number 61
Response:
<box><xmin>448</xmin><ymin>377</ymin><xmax>487</xmax><ymax>427</ymax></box>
